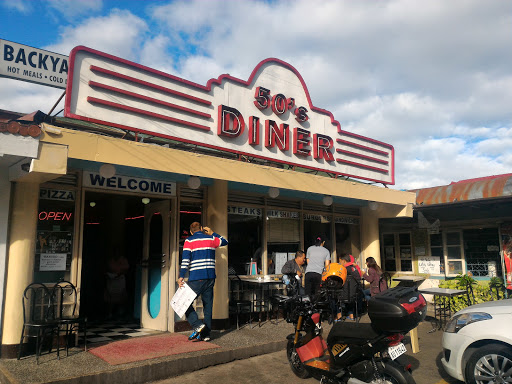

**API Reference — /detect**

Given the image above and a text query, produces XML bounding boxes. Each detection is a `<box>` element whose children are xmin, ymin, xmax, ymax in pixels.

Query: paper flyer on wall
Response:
<box><xmin>170</xmin><ymin>282</ymin><xmax>197</xmax><ymax>318</ymax></box>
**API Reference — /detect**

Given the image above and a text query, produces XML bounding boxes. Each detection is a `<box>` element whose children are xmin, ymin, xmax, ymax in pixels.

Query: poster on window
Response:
<box><xmin>501</xmin><ymin>223</ymin><xmax>512</xmax><ymax>290</ymax></box>
<box><xmin>39</xmin><ymin>253</ymin><xmax>67</xmax><ymax>271</ymax></box>
<box><xmin>418</xmin><ymin>256</ymin><xmax>440</xmax><ymax>275</ymax></box>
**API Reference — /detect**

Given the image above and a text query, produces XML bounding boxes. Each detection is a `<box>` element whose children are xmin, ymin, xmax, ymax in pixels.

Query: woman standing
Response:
<box><xmin>362</xmin><ymin>257</ymin><xmax>387</xmax><ymax>299</ymax></box>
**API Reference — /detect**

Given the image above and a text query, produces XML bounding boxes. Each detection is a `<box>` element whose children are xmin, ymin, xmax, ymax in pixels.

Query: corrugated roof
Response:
<box><xmin>415</xmin><ymin>173</ymin><xmax>512</xmax><ymax>205</ymax></box>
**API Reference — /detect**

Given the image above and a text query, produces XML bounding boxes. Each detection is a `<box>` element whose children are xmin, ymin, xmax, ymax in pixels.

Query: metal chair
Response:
<box><xmin>228</xmin><ymin>274</ymin><xmax>252</xmax><ymax>330</ymax></box>
<box><xmin>51</xmin><ymin>280</ymin><xmax>88</xmax><ymax>356</ymax></box>
<box><xmin>18</xmin><ymin>283</ymin><xmax>60</xmax><ymax>364</ymax></box>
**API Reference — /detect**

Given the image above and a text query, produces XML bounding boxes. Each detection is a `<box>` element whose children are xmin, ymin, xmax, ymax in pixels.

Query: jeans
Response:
<box><xmin>305</xmin><ymin>272</ymin><xmax>322</xmax><ymax>297</ymax></box>
<box><xmin>363</xmin><ymin>288</ymin><xmax>371</xmax><ymax>301</ymax></box>
<box><xmin>185</xmin><ymin>279</ymin><xmax>215</xmax><ymax>336</ymax></box>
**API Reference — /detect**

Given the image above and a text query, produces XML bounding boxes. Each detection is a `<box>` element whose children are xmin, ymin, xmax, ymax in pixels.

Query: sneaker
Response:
<box><xmin>188</xmin><ymin>324</ymin><xmax>205</xmax><ymax>340</ymax></box>
<box><xmin>193</xmin><ymin>334</ymin><xmax>211</xmax><ymax>342</ymax></box>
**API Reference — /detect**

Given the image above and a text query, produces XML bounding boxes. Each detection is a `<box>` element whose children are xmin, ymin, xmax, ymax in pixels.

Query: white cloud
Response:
<box><xmin>1</xmin><ymin>0</ymin><xmax>32</xmax><ymax>13</ymax></box>
<box><xmin>46</xmin><ymin>9</ymin><xmax>148</xmax><ymax>59</ymax></box>
<box><xmin>2</xmin><ymin>0</ymin><xmax>511</xmax><ymax>191</ymax></box>
<box><xmin>45</xmin><ymin>0</ymin><xmax>102</xmax><ymax>19</ymax></box>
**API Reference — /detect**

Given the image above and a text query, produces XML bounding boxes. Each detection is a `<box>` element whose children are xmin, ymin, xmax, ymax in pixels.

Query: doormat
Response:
<box><xmin>88</xmin><ymin>333</ymin><xmax>220</xmax><ymax>365</ymax></box>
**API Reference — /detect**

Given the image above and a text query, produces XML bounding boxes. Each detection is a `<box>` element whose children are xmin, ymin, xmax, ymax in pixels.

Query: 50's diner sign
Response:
<box><xmin>65</xmin><ymin>46</ymin><xmax>394</xmax><ymax>184</ymax></box>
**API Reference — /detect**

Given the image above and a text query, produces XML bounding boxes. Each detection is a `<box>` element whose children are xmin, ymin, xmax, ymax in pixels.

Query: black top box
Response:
<box><xmin>368</xmin><ymin>286</ymin><xmax>427</xmax><ymax>333</ymax></box>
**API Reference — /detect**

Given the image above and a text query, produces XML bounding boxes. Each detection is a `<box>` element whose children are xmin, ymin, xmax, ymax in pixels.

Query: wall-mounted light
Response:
<box><xmin>268</xmin><ymin>187</ymin><xmax>280</xmax><ymax>198</ymax></box>
<box><xmin>142</xmin><ymin>197</ymin><xmax>150</xmax><ymax>205</ymax></box>
<box><xmin>322</xmin><ymin>195</ymin><xmax>333</xmax><ymax>206</ymax></box>
<box><xmin>99</xmin><ymin>163</ymin><xmax>116</xmax><ymax>178</ymax></box>
<box><xmin>89</xmin><ymin>202</ymin><xmax>96</xmax><ymax>207</ymax></box>
<box><xmin>368</xmin><ymin>201</ymin><xmax>379</xmax><ymax>211</ymax></box>
<box><xmin>187</xmin><ymin>176</ymin><xmax>201</xmax><ymax>189</ymax></box>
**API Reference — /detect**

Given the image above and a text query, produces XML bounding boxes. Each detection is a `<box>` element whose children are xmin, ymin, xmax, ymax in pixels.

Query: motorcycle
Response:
<box><xmin>281</xmin><ymin>276</ymin><xmax>427</xmax><ymax>384</ymax></box>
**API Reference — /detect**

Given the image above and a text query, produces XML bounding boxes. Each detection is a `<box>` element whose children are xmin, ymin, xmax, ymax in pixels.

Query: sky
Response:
<box><xmin>1</xmin><ymin>0</ymin><xmax>511</xmax><ymax>191</ymax></box>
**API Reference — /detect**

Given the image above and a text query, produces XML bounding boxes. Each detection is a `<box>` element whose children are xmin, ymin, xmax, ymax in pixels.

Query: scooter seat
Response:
<box><xmin>327</xmin><ymin>322</ymin><xmax>380</xmax><ymax>345</ymax></box>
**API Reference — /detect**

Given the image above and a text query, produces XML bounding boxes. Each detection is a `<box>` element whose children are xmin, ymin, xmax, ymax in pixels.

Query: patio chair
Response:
<box><xmin>228</xmin><ymin>273</ymin><xmax>252</xmax><ymax>330</ymax></box>
<box><xmin>50</xmin><ymin>280</ymin><xmax>88</xmax><ymax>356</ymax></box>
<box><xmin>18</xmin><ymin>283</ymin><xmax>60</xmax><ymax>364</ymax></box>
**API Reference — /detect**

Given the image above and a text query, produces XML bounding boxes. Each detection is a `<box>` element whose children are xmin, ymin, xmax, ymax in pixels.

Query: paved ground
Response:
<box><xmin>0</xmin><ymin>313</ymin><xmax>461</xmax><ymax>384</ymax></box>
<box><xmin>148</xmin><ymin>320</ymin><xmax>462</xmax><ymax>384</ymax></box>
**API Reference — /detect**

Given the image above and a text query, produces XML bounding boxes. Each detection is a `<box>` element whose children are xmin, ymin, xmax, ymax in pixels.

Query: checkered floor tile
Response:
<box><xmin>79</xmin><ymin>320</ymin><xmax>159</xmax><ymax>345</ymax></box>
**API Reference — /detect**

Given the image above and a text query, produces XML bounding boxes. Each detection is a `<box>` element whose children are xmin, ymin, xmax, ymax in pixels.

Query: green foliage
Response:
<box><xmin>437</xmin><ymin>274</ymin><xmax>498</xmax><ymax>312</ymax></box>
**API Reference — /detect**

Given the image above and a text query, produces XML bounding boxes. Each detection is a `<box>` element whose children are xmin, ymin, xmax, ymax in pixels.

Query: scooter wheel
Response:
<box><xmin>372</xmin><ymin>360</ymin><xmax>416</xmax><ymax>384</ymax></box>
<box><xmin>287</xmin><ymin>340</ymin><xmax>310</xmax><ymax>379</ymax></box>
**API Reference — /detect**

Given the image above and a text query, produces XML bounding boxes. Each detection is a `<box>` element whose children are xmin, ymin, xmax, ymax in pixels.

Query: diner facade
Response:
<box><xmin>0</xmin><ymin>46</ymin><xmax>415</xmax><ymax>357</ymax></box>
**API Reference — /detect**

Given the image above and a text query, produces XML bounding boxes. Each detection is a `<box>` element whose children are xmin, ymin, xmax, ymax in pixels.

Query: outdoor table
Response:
<box><xmin>419</xmin><ymin>287</ymin><xmax>466</xmax><ymax>332</ymax></box>
<box><xmin>238</xmin><ymin>276</ymin><xmax>284</xmax><ymax>326</ymax></box>
<box><xmin>393</xmin><ymin>275</ymin><xmax>426</xmax><ymax>288</ymax></box>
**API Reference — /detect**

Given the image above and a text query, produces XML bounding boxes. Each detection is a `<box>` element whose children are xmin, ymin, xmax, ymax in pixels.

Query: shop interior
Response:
<box><xmin>81</xmin><ymin>191</ymin><xmax>148</xmax><ymax>323</ymax></box>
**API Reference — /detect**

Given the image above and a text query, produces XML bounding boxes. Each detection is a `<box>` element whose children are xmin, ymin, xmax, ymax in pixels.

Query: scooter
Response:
<box><xmin>281</xmin><ymin>283</ymin><xmax>427</xmax><ymax>384</ymax></box>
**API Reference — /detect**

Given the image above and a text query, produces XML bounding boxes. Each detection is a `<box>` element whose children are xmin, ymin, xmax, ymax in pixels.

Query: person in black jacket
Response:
<box><xmin>338</xmin><ymin>253</ymin><xmax>363</xmax><ymax>320</ymax></box>
<box><xmin>281</xmin><ymin>250</ymin><xmax>306</xmax><ymax>295</ymax></box>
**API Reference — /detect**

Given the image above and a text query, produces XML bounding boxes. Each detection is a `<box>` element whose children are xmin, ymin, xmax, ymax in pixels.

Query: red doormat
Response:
<box><xmin>89</xmin><ymin>334</ymin><xmax>220</xmax><ymax>365</ymax></box>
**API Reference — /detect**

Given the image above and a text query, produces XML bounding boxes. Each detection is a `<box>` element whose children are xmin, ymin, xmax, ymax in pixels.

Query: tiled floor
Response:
<box><xmin>79</xmin><ymin>320</ymin><xmax>160</xmax><ymax>345</ymax></box>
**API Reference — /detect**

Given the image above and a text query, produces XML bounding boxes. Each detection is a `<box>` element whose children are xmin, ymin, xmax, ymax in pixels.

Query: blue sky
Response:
<box><xmin>1</xmin><ymin>0</ymin><xmax>511</xmax><ymax>191</ymax></box>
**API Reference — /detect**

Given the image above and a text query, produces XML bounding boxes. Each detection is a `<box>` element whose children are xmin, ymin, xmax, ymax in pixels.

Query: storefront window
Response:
<box><xmin>34</xmin><ymin>188</ymin><xmax>76</xmax><ymax>283</ymax></box>
<box><xmin>267</xmin><ymin>209</ymin><xmax>300</xmax><ymax>274</ymax></box>
<box><xmin>383</xmin><ymin>234</ymin><xmax>396</xmax><ymax>271</ymax></box>
<box><xmin>399</xmin><ymin>233</ymin><xmax>412</xmax><ymax>272</ymax></box>
<box><xmin>430</xmin><ymin>233</ymin><xmax>444</xmax><ymax>274</ymax></box>
<box><xmin>334</xmin><ymin>216</ymin><xmax>360</xmax><ymax>263</ymax></box>
<box><xmin>446</xmin><ymin>231</ymin><xmax>463</xmax><ymax>275</ymax></box>
<box><xmin>228</xmin><ymin>206</ymin><xmax>262</xmax><ymax>275</ymax></box>
<box><xmin>429</xmin><ymin>231</ymin><xmax>464</xmax><ymax>275</ymax></box>
<box><xmin>304</xmin><ymin>213</ymin><xmax>332</xmax><ymax>254</ymax></box>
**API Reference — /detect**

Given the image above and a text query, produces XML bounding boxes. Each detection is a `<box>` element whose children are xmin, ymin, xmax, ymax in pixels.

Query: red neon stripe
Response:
<box><xmin>336</xmin><ymin>139</ymin><xmax>389</xmax><ymax>156</ymax></box>
<box><xmin>336</xmin><ymin>158</ymin><xmax>388</xmax><ymax>173</ymax></box>
<box><xmin>336</xmin><ymin>149</ymin><xmax>389</xmax><ymax>165</ymax></box>
<box><xmin>87</xmin><ymin>97</ymin><xmax>211</xmax><ymax>131</ymax></box>
<box><xmin>90</xmin><ymin>65</ymin><xmax>211</xmax><ymax>106</ymax></box>
<box><xmin>125</xmin><ymin>215</ymin><xmax>144</xmax><ymax>220</ymax></box>
<box><xmin>89</xmin><ymin>81</ymin><xmax>211</xmax><ymax>119</ymax></box>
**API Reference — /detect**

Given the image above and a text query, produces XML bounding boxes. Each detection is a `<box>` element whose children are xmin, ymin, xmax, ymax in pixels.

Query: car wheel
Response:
<box><xmin>465</xmin><ymin>344</ymin><xmax>512</xmax><ymax>384</ymax></box>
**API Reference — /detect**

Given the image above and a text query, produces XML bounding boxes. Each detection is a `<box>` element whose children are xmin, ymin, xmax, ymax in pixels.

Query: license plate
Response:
<box><xmin>388</xmin><ymin>343</ymin><xmax>407</xmax><ymax>360</ymax></box>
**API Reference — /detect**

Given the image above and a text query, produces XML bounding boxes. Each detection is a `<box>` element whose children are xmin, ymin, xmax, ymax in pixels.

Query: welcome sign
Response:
<box><xmin>66</xmin><ymin>46</ymin><xmax>394</xmax><ymax>184</ymax></box>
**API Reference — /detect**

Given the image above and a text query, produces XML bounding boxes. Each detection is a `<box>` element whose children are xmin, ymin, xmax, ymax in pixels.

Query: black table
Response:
<box><xmin>239</xmin><ymin>277</ymin><xmax>284</xmax><ymax>326</ymax></box>
<box><xmin>419</xmin><ymin>287</ymin><xmax>466</xmax><ymax>332</ymax></box>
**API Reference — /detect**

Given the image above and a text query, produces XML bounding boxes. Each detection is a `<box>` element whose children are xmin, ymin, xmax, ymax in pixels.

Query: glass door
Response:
<box><xmin>141</xmin><ymin>200</ymin><xmax>170</xmax><ymax>331</ymax></box>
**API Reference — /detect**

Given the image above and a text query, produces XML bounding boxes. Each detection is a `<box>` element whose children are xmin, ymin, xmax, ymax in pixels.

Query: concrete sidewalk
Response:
<box><xmin>0</xmin><ymin>314</ymin><xmax>445</xmax><ymax>384</ymax></box>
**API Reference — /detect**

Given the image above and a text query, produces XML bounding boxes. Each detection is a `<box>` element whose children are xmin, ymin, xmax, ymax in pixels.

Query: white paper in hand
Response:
<box><xmin>170</xmin><ymin>282</ymin><xmax>197</xmax><ymax>318</ymax></box>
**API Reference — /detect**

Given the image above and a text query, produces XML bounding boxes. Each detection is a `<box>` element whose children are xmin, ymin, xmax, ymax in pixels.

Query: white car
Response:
<box><xmin>441</xmin><ymin>299</ymin><xmax>512</xmax><ymax>384</ymax></box>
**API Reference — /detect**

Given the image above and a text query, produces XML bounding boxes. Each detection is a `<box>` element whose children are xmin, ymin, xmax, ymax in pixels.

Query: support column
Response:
<box><xmin>0</xmin><ymin>166</ymin><xmax>11</xmax><ymax>345</ymax></box>
<box><xmin>360</xmin><ymin>207</ymin><xmax>381</xmax><ymax>266</ymax></box>
<box><xmin>1</xmin><ymin>182</ymin><xmax>39</xmax><ymax>356</ymax></box>
<box><xmin>207</xmin><ymin>180</ymin><xmax>228</xmax><ymax>320</ymax></box>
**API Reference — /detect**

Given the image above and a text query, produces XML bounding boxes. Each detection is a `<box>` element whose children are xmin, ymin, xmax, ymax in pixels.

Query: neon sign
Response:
<box><xmin>38</xmin><ymin>211</ymin><xmax>73</xmax><ymax>221</ymax></box>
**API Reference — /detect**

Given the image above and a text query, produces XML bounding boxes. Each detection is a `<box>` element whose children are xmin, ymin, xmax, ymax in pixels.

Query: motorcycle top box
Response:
<box><xmin>368</xmin><ymin>286</ymin><xmax>427</xmax><ymax>333</ymax></box>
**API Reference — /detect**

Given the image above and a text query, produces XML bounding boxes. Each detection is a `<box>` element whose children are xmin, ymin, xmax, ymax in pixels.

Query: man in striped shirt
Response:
<box><xmin>178</xmin><ymin>222</ymin><xmax>228</xmax><ymax>342</ymax></box>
